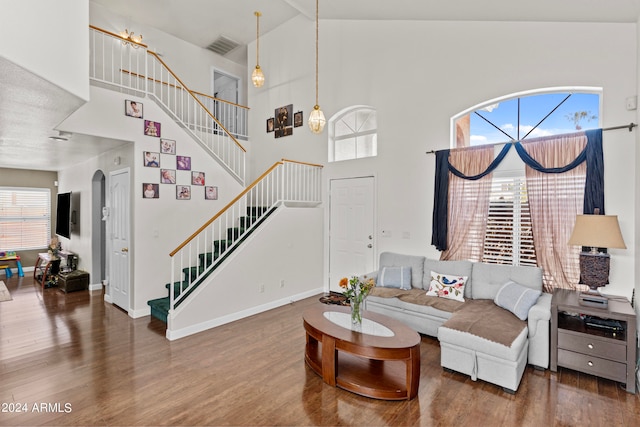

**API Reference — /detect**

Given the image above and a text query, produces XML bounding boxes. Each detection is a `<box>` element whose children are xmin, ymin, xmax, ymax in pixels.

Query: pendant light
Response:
<box><xmin>251</xmin><ymin>11</ymin><xmax>265</xmax><ymax>88</ymax></box>
<box><xmin>308</xmin><ymin>0</ymin><xmax>325</xmax><ymax>134</ymax></box>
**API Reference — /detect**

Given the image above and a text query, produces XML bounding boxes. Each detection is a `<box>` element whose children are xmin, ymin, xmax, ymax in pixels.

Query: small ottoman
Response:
<box><xmin>437</xmin><ymin>300</ymin><xmax>528</xmax><ymax>393</ymax></box>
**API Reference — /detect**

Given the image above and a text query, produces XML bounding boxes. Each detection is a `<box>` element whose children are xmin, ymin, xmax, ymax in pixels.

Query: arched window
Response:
<box><xmin>451</xmin><ymin>87</ymin><xmax>602</xmax><ymax>148</ymax></box>
<box><xmin>328</xmin><ymin>106</ymin><xmax>377</xmax><ymax>162</ymax></box>
<box><xmin>447</xmin><ymin>88</ymin><xmax>602</xmax><ymax>283</ymax></box>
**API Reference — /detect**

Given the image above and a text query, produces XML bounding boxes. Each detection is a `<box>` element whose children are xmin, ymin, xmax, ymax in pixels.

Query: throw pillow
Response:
<box><xmin>426</xmin><ymin>271</ymin><xmax>467</xmax><ymax>302</ymax></box>
<box><xmin>378</xmin><ymin>266</ymin><xmax>412</xmax><ymax>290</ymax></box>
<box><xmin>494</xmin><ymin>280</ymin><xmax>541</xmax><ymax>321</ymax></box>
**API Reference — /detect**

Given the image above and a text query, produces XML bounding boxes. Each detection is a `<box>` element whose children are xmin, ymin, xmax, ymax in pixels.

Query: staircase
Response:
<box><xmin>87</xmin><ymin>25</ymin><xmax>324</xmax><ymax>337</ymax></box>
<box><xmin>147</xmin><ymin>205</ymin><xmax>275</xmax><ymax>322</ymax></box>
<box><xmin>154</xmin><ymin>159</ymin><xmax>322</xmax><ymax>330</ymax></box>
<box><xmin>89</xmin><ymin>25</ymin><xmax>247</xmax><ymax>185</ymax></box>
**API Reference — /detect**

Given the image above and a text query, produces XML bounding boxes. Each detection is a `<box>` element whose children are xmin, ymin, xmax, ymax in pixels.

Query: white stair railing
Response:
<box><xmin>168</xmin><ymin>160</ymin><xmax>323</xmax><ymax>311</ymax></box>
<box><xmin>88</xmin><ymin>25</ymin><xmax>246</xmax><ymax>184</ymax></box>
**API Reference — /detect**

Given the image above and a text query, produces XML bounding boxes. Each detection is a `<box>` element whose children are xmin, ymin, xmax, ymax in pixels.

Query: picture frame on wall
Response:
<box><xmin>143</xmin><ymin>183</ymin><xmax>159</xmax><ymax>199</ymax></box>
<box><xmin>205</xmin><ymin>186</ymin><xmax>218</xmax><ymax>200</ymax></box>
<box><xmin>266</xmin><ymin>118</ymin><xmax>274</xmax><ymax>133</ymax></box>
<box><xmin>176</xmin><ymin>185</ymin><xmax>191</xmax><ymax>200</ymax></box>
<box><xmin>125</xmin><ymin>100</ymin><xmax>143</xmax><ymax>118</ymax></box>
<box><xmin>160</xmin><ymin>169</ymin><xmax>176</xmax><ymax>184</ymax></box>
<box><xmin>177</xmin><ymin>155</ymin><xmax>191</xmax><ymax>171</ymax></box>
<box><xmin>192</xmin><ymin>171</ymin><xmax>205</xmax><ymax>186</ymax></box>
<box><xmin>144</xmin><ymin>151</ymin><xmax>160</xmax><ymax>167</ymax></box>
<box><xmin>160</xmin><ymin>139</ymin><xmax>176</xmax><ymax>154</ymax></box>
<box><xmin>144</xmin><ymin>120</ymin><xmax>161</xmax><ymax>137</ymax></box>
<box><xmin>294</xmin><ymin>111</ymin><xmax>303</xmax><ymax>127</ymax></box>
<box><xmin>274</xmin><ymin>104</ymin><xmax>293</xmax><ymax>138</ymax></box>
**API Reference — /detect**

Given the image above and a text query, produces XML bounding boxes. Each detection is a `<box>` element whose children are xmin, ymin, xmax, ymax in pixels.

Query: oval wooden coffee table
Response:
<box><xmin>303</xmin><ymin>304</ymin><xmax>421</xmax><ymax>400</ymax></box>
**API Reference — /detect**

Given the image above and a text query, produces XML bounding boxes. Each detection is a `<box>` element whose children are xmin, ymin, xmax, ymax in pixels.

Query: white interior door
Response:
<box><xmin>109</xmin><ymin>169</ymin><xmax>130</xmax><ymax>311</ymax></box>
<box><xmin>329</xmin><ymin>177</ymin><xmax>375</xmax><ymax>293</ymax></box>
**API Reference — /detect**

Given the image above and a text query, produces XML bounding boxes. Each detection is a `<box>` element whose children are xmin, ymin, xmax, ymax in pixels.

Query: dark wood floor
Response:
<box><xmin>0</xmin><ymin>275</ymin><xmax>639</xmax><ymax>426</ymax></box>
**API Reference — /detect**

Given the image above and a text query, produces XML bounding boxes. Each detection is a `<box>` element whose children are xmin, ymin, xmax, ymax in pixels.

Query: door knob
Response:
<box><xmin>368</xmin><ymin>235</ymin><xmax>373</xmax><ymax>240</ymax></box>
<box><xmin>367</xmin><ymin>244</ymin><xmax>373</xmax><ymax>248</ymax></box>
<box><xmin>121</xmin><ymin>248</ymin><xmax>129</xmax><ymax>252</ymax></box>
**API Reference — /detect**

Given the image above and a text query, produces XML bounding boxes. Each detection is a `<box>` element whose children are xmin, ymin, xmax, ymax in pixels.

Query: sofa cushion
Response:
<box><xmin>438</xmin><ymin>300</ymin><xmax>527</xmax><ymax>353</ymax></box>
<box><xmin>422</xmin><ymin>259</ymin><xmax>474</xmax><ymax>296</ymax></box>
<box><xmin>379</xmin><ymin>252</ymin><xmax>425</xmax><ymax>289</ymax></box>
<box><xmin>368</xmin><ymin>287</ymin><xmax>464</xmax><ymax>318</ymax></box>
<box><xmin>471</xmin><ymin>263</ymin><xmax>542</xmax><ymax>300</ymax></box>
<box><xmin>426</xmin><ymin>271</ymin><xmax>467</xmax><ymax>302</ymax></box>
<box><xmin>494</xmin><ymin>280</ymin><xmax>541</xmax><ymax>321</ymax></box>
<box><xmin>378</xmin><ymin>266</ymin><xmax>412</xmax><ymax>290</ymax></box>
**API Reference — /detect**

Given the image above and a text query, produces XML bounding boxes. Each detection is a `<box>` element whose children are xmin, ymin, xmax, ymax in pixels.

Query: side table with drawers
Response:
<box><xmin>551</xmin><ymin>288</ymin><xmax>637</xmax><ymax>393</ymax></box>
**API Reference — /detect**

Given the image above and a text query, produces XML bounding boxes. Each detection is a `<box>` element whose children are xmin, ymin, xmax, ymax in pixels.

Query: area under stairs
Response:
<box><xmin>147</xmin><ymin>206</ymin><xmax>275</xmax><ymax>323</ymax></box>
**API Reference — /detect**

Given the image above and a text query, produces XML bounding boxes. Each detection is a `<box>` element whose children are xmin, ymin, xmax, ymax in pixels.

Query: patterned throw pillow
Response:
<box><xmin>426</xmin><ymin>271</ymin><xmax>467</xmax><ymax>302</ymax></box>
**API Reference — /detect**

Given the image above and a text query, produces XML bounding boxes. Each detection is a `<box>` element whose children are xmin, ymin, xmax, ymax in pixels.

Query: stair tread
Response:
<box><xmin>148</xmin><ymin>297</ymin><xmax>170</xmax><ymax>311</ymax></box>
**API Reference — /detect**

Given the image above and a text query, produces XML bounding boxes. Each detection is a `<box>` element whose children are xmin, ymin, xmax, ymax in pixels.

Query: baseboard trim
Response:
<box><xmin>166</xmin><ymin>288</ymin><xmax>323</xmax><ymax>341</ymax></box>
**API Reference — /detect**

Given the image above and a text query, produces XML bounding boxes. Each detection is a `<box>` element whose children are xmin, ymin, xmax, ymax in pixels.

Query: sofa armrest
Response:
<box><xmin>527</xmin><ymin>292</ymin><xmax>551</xmax><ymax>336</ymax></box>
<box><xmin>527</xmin><ymin>292</ymin><xmax>552</xmax><ymax>369</ymax></box>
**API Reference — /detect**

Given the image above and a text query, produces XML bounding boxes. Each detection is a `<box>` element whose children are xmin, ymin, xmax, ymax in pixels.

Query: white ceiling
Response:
<box><xmin>2</xmin><ymin>0</ymin><xmax>640</xmax><ymax>172</ymax></box>
<box><xmin>92</xmin><ymin>0</ymin><xmax>640</xmax><ymax>57</ymax></box>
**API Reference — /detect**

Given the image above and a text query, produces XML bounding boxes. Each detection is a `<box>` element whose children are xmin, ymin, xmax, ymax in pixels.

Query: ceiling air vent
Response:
<box><xmin>206</xmin><ymin>36</ymin><xmax>240</xmax><ymax>56</ymax></box>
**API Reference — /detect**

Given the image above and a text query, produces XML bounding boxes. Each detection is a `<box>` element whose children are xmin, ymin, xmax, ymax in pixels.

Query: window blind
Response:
<box><xmin>0</xmin><ymin>187</ymin><xmax>51</xmax><ymax>250</ymax></box>
<box><xmin>482</xmin><ymin>176</ymin><xmax>537</xmax><ymax>267</ymax></box>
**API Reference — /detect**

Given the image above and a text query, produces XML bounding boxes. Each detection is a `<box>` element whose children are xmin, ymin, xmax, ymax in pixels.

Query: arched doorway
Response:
<box><xmin>91</xmin><ymin>170</ymin><xmax>106</xmax><ymax>288</ymax></box>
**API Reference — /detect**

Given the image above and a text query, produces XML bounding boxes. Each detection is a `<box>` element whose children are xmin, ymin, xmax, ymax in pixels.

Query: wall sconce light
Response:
<box><xmin>120</xmin><ymin>29</ymin><xmax>143</xmax><ymax>47</ymax></box>
<box><xmin>251</xmin><ymin>11</ymin><xmax>265</xmax><ymax>88</ymax></box>
<box><xmin>308</xmin><ymin>0</ymin><xmax>325</xmax><ymax>134</ymax></box>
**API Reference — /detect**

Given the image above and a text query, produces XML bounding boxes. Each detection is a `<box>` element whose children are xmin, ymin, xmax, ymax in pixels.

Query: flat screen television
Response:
<box><xmin>56</xmin><ymin>192</ymin><xmax>72</xmax><ymax>239</ymax></box>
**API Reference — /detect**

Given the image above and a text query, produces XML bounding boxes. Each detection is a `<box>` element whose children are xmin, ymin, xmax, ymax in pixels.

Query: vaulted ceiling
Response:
<box><xmin>2</xmin><ymin>0</ymin><xmax>639</xmax><ymax>171</ymax></box>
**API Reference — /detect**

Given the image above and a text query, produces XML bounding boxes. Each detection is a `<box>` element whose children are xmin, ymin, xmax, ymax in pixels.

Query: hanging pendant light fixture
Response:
<box><xmin>251</xmin><ymin>11</ymin><xmax>265</xmax><ymax>88</ymax></box>
<box><xmin>308</xmin><ymin>0</ymin><xmax>325</xmax><ymax>134</ymax></box>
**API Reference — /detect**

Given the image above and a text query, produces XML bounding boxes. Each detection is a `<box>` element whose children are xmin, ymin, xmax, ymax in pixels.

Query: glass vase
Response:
<box><xmin>350</xmin><ymin>296</ymin><xmax>364</xmax><ymax>326</ymax></box>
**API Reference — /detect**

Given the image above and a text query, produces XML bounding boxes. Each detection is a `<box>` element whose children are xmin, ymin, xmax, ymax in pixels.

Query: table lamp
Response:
<box><xmin>568</xmin><ymin>211</ymin><xmax>626</xmax><ymax>307</ymax></box>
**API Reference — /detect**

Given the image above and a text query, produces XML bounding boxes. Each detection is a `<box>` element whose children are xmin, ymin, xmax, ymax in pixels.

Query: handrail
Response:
<box><xmin>192</xmin><ymin>90</ymin><xmax>250</xmax><ymax>110</ymax></box>
<box><xmin>280</xmin><ymin>158</ymin><xmax>324</xmax><ymax>168</ymax></box>
<box><xmin>146</xmin><ymin>51</ymin><xmax>246</xmax><ymax>152</ymax></box>
<box><xmin>170</xmin><ymin>161</ymin><xmax>283</xmax><ymax>256</ymax></box>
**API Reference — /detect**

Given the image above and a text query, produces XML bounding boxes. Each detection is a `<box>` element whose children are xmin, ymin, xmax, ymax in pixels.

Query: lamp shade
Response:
<box><xmin>568</xmin><ymin>214</ymin><xmax>626</xmax><ymax>249</ymax></box>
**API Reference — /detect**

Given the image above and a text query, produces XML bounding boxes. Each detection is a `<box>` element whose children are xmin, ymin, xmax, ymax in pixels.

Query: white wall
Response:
<box><xmin>89</xmin><ymin>1</ymin><xmax>246</xmax><ymax>103</ymax></box>
<box><xmin>0</xmin><ymin>0</ymin><xmax>90</xmax><ymax>101</ymax></box>
<box><xmin>57</xmin><ymin>142</ymin><xmax>134</xmax><ymax>285</ymax></box>
<box><xmin>168</xmin><ymin>206</ymin><xmax>323</xmax><ymax>339</ymax></box>
<box><xmin>58</xmin><ymin>86</ymin><xmax>244</xmax><ymax>316</ymax></box>
<box><xmin>249</xmin><ymin>19</ymin><xmax>637</xmax><ymax>296</ymax></box>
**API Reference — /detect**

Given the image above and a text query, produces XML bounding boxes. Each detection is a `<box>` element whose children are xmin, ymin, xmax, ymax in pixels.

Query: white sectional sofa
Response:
<box><xmin>364</xmin><ymin>252</ymin><xmax>551</xmax><ymax>393</ymax></box>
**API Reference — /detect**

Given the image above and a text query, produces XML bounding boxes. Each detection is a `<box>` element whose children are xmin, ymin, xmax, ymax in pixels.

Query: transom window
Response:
<box><xmin>0</xmin><ymin>187</ymin><xmax>51</xmax><ymax>250</ymax></box>
<box><xmin>328</xmin><ymin>106</ymin><xmax>377</xmax><ymax>162</ymax></box>
<box><xmin>452</xmin><ymin>88</ymin><xmax>601</xmax><ymax>148</ymax></box>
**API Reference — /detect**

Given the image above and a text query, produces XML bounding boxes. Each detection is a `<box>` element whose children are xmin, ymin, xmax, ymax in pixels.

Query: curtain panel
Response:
<box><xmin>520</xmin><ymin>133</ymin><xmax>588</xmax><ymax>291</ymax></box>
<box><xmin>440</xmin><ymin>146</ymin><xmax>495</xmax><ymax>262</ymax></box>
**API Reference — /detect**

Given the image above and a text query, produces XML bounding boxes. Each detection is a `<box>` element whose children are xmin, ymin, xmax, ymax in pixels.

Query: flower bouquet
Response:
<box><xmin>339</xmin><ymin>275</ymin><xmax>375</xmax><ymax>325</ymax></box>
